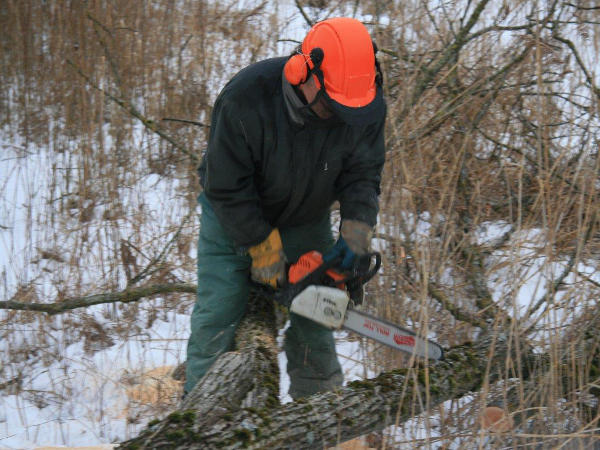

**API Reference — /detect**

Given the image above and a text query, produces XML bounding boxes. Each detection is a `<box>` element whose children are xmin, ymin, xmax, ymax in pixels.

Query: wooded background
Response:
<box><xmin>1</xmin><ymin>0</ymin><xmax>600</xmax><ymax>448</ymax></box>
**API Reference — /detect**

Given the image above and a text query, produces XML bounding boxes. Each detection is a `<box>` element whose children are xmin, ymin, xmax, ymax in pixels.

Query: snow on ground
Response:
<box><xmin>0</xmin><ymin>305</ymin><xmax>190</xmax><ymax>449</ymax></box>
<box><xmin>2</xmin><ymin>145</ymin><xmax>596</xmax><ymax>448</ymax></box>
<box><xmin>2</xmin><ymin>142</ymin><xmax>598</xmax><ymax>448</ymax></box>
<box><xmin>0</xmin><ymin>309</ymin><xmax>372</xmax><ymax>448</ymax></box>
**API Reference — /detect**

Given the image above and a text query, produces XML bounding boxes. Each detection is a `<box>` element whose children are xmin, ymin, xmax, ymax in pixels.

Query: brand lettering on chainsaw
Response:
<box><xmin>393</xmin><ymin>334</ymin><xmax>415</xmax><ymax>347</ymax></box>
<box><xmin>322</xmin><ymin>297</ymin><xmax>337</xmax><ymax>306</ymax></box>
<box><xmin>362</xmin><ymin>319</ymin><xmax>390</xmax><ymax>336</ymax></box>
<box><xmin>324</xmin><ymin>307</ymin><xmax>341</xmax><ymax>320</ymax></box>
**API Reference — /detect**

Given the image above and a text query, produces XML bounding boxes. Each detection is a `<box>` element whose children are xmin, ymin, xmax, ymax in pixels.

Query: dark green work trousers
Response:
<box><xmin>185</xmin><ymin>193</ymin><xmax>343</xmax><ymax>398</ymax></box>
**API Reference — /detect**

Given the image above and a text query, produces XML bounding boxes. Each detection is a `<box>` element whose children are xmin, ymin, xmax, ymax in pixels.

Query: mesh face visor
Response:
<box><xmin>309</xmin><ymin>65</ymin><xmax>384</xmax><ymax>126</ymax></box>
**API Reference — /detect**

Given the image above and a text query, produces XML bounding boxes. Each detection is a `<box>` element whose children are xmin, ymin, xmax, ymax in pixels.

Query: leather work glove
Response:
<box><xmin>248</xmin><ymin>228</ymin><xmax>287</xmax><ymax>288</ymax></box>
<box><xmin>323</xmin><ymin>219</ymin><xmax>373</xmax><ymax>270</ymax></box>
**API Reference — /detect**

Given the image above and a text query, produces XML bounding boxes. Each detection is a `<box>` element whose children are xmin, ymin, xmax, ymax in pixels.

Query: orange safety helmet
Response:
<box><xmin>284</xmin><ymin>17</ymin><xmax>385</xmax><ymax>126</ymax></box>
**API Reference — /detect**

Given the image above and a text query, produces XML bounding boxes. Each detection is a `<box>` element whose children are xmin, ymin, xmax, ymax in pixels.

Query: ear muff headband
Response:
<box><xmin>285</xmin><ymin>44</ymin><xmax>382</xmax><ymax>90</ymax></box>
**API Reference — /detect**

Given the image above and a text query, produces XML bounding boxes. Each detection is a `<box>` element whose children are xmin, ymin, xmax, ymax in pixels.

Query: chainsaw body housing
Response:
<box><xmin>289</xmin><ymin>285</ymin><xmax>349</xmax><ymax>329</ymax></box>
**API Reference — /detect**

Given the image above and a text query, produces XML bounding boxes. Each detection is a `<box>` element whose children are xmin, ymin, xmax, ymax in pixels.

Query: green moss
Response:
<box><xmin>233</xmin><ymin>428</ymin><xmax>253</xmax><ymax>442</ymax></box>
<box><xmin>448</xmin><ymin>375</ymin><xmax>457</xmax><ymax>390</ymax></box>
<box><xmin>185</xmin><ymin>428</ymin><xmax>203</xmax><ymax>442</ymax></box>
<box><xmin>428</xmin><ymin>377</ymin><xmax>441</xmax><ymax>395</ymax></box>
<box><xmin>348</xmin><ymin>379</ymin><xmax>375</xmax><ymax>390</ymax></box>
<box><xmin>167</xmin><ymin>411</ymin><xmax>183</xmax><ymax>423</ymax></box>
<box><xmin>265</xmin><ymin>395</ymin><xmax>279</xmax><ymax>409</ymax></box>
<box><xmin>256</xmin><ymin>408</ymin><xmax>272</xmax><ymax>426</ymax></box>
<box><xmin>182</xmin><ymin>410</ymin><xmax>196</xmax><ymax>424</ymax></box>
<box><xmin>378</xmin><ymin>375</ymin><xmax>396</xmax><ymax>393</ymax></box>
<box><xmin>262</xmin><ymin>373</ymin><xmax>278</xmax><ymax>388</ymax></box>
<box><xmin>446</xmin><ymin>352</ymin><xmax>462</xmax><ymax>363</ymax></box>
<box><xmin>147</xmin><ymin>419</ymin><xmax>160</xmax><ymax>428</ymax></box>
<box><xmin>165</xmin><ymin>430</ymin><xmax>185</xmax><ymax>442</ymax></box>
<box><xmin>256</xmin><ymin>407</ymin><xmax>269</xmax><ymax>418</ymax></box>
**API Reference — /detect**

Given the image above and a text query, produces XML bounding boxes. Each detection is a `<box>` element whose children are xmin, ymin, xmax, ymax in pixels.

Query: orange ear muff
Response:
<box><xmin>284</xmin><ymin>53</ymin><xmax>308</xmax><ymax>86</ymax></box>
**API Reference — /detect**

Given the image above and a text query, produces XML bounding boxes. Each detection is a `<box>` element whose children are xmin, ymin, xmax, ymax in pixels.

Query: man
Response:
<box><xmin>185</xmin><ymin>17</ymin><xmax>386</xmax><ymax>399</ymax></box>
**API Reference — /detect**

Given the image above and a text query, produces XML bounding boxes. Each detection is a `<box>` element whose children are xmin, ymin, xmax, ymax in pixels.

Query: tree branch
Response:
<box><xmin>0</xmin><ymin>283</ymin><xmax>196</xmax><ymax>315</ymax></box>
<box><xmin>408</xmin><ymin>0</ymin><xmax>492</xmax><ymax>109</ymax></box>
<box><xmin>67</xmin><ymin>58</ymin><xmax>198</xmax><ymax>163</ymax></box>
<box><xmin>552</xmin><ymin>34</ymin><xmax>600</xmax><ymax>101</ymax></box>
<box><xmin>128</xmin><ymin>213</ymin><xmax>193</xmax><ymax>286</ymax></box>
<box><xmin>294</xmin><ymin>0</ymin><xmax>313</xmax><ymax>27</ymax></box>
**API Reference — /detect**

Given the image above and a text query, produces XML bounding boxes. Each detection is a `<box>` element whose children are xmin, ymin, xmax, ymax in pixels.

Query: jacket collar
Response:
<box><xmin>282</xmin><ymin>73</ymin><xmax>307</xmax><ymax>127</ymax></box>
<box><xmin>281</xmin><ymin>71</ymin><xmax>344</xmax><ymax>128</ymax></box>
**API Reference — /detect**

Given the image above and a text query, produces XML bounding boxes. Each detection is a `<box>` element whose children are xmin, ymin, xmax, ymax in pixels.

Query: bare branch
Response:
<box><xmin>0</xmin><ymin>283</ymin><xmax>196</xmax><ymax>315</ymax></box>
<box><xmin>294</xmin><ymin>0</ymin><xmax>313</xmax><ymax>27</ymax></box>
<box><xmin>161</xmin><ymin>117</ymin><xmax>209</xmax><ymax>128</ymax></box>
<box><xmin>66</xmin><ymin>59</ymin><xmax>199</xmax><ymax>163</ymax></box>
<box><xmin>408</xmin><ymin>0</ymin><xmax>492</xmax><ymax>109</ymax></box>
<box><xmin>128</xmin><ymin>213</ymin><xmax>194</xmax><ymax>286</ymax></box>
<box><xmin>552</xmin><ymin>34</ymin><xmax>600</xmax><ymax>101</ymax></box>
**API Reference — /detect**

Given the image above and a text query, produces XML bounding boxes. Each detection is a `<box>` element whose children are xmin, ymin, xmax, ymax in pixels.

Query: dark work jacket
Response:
<box><xmin>198</xmin><ymin>57</ymin><xmax>386</xmax><ymax>250</ymax></box>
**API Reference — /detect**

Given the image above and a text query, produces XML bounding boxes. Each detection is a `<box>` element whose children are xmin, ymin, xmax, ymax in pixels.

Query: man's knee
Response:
<box><xmin>284</xmin><ymin>315</ymin><xmax>344</xmax><ymax>398</ymax></box>
<box><xmin>186</xmin><ymin>290</ymin><xmax>247</xmax><ymax>392</ymax></box>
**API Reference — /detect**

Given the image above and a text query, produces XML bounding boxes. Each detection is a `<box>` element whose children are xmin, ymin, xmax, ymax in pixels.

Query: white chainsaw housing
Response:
<box><xmin>290</xmin><ymin>285</ymin><xmax>350</xmax><ymax>329</ymax></box>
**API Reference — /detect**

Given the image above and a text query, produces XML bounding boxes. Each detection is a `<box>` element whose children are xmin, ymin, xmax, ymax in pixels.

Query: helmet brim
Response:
<box><xmin>324</xmin><ymin>84</ymin><xmax>385</xmax><ymax>126</ymax></box>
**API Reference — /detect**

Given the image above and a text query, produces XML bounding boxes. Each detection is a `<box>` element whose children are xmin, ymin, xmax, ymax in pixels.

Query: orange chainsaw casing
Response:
<box><xmin>288</xmin><ymin>251</ymin><xmax>346</xmax><ymax>289</ymax></box>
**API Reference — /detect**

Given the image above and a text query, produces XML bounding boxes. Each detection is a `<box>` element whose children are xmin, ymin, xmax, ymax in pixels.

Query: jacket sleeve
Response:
<box><xmin>336</xmin><ymin>115</ymin><xmax>386</xmax><ymax>227</ymax></box>
<box><xmin>202</xmin><ymin>96</ymin><xmax>272</xmax><ymax>249</ymax></box>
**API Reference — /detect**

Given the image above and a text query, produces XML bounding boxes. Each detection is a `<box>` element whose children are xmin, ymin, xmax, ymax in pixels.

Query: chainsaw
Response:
<box><xmin>268</xmin><ymin>250</ymin><xmax>443</xmax><ymax>361</ymax></box>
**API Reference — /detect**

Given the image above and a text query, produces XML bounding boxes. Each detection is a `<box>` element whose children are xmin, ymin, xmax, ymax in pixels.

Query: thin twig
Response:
<box><xmin>552</xmin><ymin>34</ymin><xmax>600</xmax><ymax>101</ymax></box>
<box><xmin>294</xmin><ymin>0</ymin><xmax>313</xmax><ymax>27</ymax></box>
<box><xmin>162</xmin><ymin>117</ymin><xmax>209</xmax><ymax>128</ymax></box>
<box><xmin>128</xmin><ymin>213</ymin><xmax>194</xmax><ymax>286</ymax></box>
<box><xmin>523</xmin><ymin>212</ymin><xmax>597</xmax><ymax>333</ymax></box>
<box><xmin>66</xmin><ymin>59</ymin><xmax>199</xmax><ymax>163</ymax></box>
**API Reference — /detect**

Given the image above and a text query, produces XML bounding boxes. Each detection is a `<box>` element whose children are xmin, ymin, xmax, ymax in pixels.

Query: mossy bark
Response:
<box><xmin>117</xmin><ymin>297</ymin><xmax>600</xmax><ymax>449</ymax></box>
<box><xmin>118</xmin><ymin>327</ymin><xmax>527</xmax><ymax>449</ymax></box>
<box><xmin>118</xmin><ymin>293</ymin><xmax>280</xmax><ymax>448</ymax></box>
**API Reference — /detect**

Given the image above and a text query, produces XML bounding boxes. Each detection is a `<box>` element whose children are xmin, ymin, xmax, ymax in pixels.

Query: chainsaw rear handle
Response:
<box><xmin>350</xmin><ymin>251</ymin><xmax>381</xmax><ymax>285</ymax></box>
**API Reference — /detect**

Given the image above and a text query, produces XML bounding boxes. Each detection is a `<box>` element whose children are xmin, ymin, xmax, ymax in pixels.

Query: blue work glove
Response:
<box><xmin>324</xmin><ymin>220</ymin><xmax>374</xmax><ymax>270</ymax></box>
<box><xmin>323</xmin><ymin>236</ymin><xmax>356</xmax><ymax>270</ymax></box>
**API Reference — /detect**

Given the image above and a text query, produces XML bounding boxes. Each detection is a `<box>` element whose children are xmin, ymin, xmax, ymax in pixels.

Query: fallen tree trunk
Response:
<box><xmin>119</xmin><ymin>327</ymin><xmax>526</xmax><ymax>449</ymax></box>
<box><xmin>122</xmin><ymin>293</ymin><xmax>280</xmax><ymax>448</ymax></box>
<box><xmin>180</xmin><ymin>292</ymin><xmax>280</xmax><ymax>414</ymax></box>
<box><xmin>117</xmin><ymin>295</ymin><xmax>600</xmax><ymax>450</ymax></box>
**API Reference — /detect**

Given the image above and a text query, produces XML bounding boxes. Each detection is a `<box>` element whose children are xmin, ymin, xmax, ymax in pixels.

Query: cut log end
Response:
<box><xmin>480</xmin><ymin>406</ymin><xmax>513</xmax><ymax>432</ymax></box>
